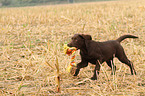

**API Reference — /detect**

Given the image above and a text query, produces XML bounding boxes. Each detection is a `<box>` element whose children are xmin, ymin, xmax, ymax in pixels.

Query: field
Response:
<box><xmin>0</xmin><ymin>0</ymin><xmax>145</xmax><ymax>95</ymax></box>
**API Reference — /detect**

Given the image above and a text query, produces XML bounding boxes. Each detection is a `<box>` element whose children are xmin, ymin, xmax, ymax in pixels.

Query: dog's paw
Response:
<box><xmin>90</xmin><ymin>77</ymin><xmax>97</xmax><ymax>80</ymax></box>
<box><xmin>73</xmin><ymin>72</ymin><xmax>79</xmax><ymax>76</ymax></box>
<box><xmin>73</xmin><ymin>69</ymin><xmax>80</xmax><ymax>76</ymax></box>
<box><xmin>73</xmin><ymin>74</ymin><xmax>77</xmax><ymax>76</ymax></box>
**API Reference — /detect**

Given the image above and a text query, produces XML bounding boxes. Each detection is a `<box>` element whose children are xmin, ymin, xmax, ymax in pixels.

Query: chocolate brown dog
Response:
<box><xmin>68</xmin><ymin>34</ymin><xmax>138</xmax><ymax>80</ymax></box>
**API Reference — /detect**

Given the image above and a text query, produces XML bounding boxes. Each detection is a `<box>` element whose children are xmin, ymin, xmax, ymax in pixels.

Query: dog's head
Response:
<box><xmin>67</xmin><ymin>34</ymin><xmax>92</xmax><ymax>49</ymax></box>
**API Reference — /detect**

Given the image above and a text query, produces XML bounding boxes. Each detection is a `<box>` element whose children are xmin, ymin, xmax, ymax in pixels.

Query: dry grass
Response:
<box><xmin>0</xmin><ymin>0</ymin><xmax>145</xmax><ymax>95</ymax></box>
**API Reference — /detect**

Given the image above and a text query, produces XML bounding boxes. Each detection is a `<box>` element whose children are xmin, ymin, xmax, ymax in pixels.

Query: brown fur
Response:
<box><xmin>68</xmin><ymin>34</ymin><xmax>138</xmax><ymax>80</ymax></box>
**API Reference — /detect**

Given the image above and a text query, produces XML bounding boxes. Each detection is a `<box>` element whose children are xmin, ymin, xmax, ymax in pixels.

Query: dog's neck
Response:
<box><xmin>80</xmin><ymin>47</ymin><xmax>88</xmax><ymax>54</ymax></box>
<box><xmin>79</xmin><ymin>40</ymin><xmax>88</xmax><ymax>55</ymax></box>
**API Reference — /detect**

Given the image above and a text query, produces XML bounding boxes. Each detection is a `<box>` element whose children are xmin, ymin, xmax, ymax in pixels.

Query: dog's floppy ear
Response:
<box><xmin>79</xmin><ymin>34</ymin><xmax>92</xmax><ymax>40</ymax></box>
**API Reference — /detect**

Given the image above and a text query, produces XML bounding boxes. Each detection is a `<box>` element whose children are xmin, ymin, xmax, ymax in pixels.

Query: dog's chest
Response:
<box><xmin>81</xmin><ymin>53</ymin><xmax>98</xmax><ymax>64</ymax></box>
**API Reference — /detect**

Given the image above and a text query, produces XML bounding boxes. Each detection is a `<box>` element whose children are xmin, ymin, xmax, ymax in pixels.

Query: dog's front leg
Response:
<box><xmin>74</xmin><ymin>61</ymin><xmax>88</xmax><ymax>76</ymax></box>
<box><xmin>91</xmin><ymin>61</ymin><xmax>100</xmax><ymax>80</ymax></box>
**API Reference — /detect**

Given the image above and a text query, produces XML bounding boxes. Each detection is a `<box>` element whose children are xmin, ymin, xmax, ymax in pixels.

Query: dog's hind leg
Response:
<box><xmin>90</xmin><ymin>61</ymin><xmax>100</xmax><ymax>80</ymax></box>
<box><xmin>116</xmin><ymin>49</ymin><xmax>136</xmax><ymax>75</ymax></box>
<box><xmin>106</xmin><ymin>60</ymin><xmax>116</xmax><ymax>75</ymax></box>
<box><xmin>119</xmin><ymin>58</ymin><xmax>136</xmax><ymax>75</ymax></box>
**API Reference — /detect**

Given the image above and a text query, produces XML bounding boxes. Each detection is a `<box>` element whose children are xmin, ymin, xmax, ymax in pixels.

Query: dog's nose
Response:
<box><xmin>67</xmin><ymin>43</ymin><xmax>70</xmax><ymax>47</ymax></box>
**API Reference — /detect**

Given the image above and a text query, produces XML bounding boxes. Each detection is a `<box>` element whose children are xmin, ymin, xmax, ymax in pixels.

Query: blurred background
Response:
<box><xmin>0</xmin><ymin>0</ymin><xmax>113</xmax><ymax>7</ymax></box>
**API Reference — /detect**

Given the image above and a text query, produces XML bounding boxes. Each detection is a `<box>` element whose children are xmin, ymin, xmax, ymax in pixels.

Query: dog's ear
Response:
<box><xmin>79</xmin><ymin>34</ymin><xmax>92</xmax><ymax>40</ymax></box>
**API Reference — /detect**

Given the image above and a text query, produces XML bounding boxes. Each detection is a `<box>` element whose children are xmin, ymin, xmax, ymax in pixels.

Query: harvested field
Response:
<box><xmin>0</xmin><ymin>0</ymin><xmax>145</xmax><ymax>95</ymax></box>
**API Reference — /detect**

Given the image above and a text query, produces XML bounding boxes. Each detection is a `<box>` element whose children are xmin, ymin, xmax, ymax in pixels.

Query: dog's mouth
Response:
<box><xmin>67</xmin><ymin>43</ymin><xmax>74</xmax><ymax>47</ymax></box>
<box><xmin>67</xmin><ymin>43</ymin><xmax>79</xmax><ymax>50</ymax></box>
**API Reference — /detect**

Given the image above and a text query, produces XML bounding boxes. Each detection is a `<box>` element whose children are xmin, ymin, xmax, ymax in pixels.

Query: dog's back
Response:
<box><xmin>85</xmin><ymin>34</ymin><xmax>138</xmax><ymax>62</ymax></box>
<box><xmin>85</xmin><ymin>40</ymin><xmax>120</xmax><ymax>62</ymax></box>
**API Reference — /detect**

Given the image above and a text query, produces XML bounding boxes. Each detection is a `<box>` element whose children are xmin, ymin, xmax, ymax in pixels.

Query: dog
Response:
<box><xmin>67</xmin><ymin>34</ymin><xmax>138</xmax><ymax>80</ymax></box>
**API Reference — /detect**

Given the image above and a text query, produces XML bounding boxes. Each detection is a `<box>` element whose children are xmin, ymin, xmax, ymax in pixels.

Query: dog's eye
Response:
<box><xmin>73</xmin><ymin>38</ymin><xmax>77</xmax><ymax>41</ymax></box>
<box><xmin>72</xmin><ymin>37</ymin><xmax>77</xmax><ymax>41</ymax></box>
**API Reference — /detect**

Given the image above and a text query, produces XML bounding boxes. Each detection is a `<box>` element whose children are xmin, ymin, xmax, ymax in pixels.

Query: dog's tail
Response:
<box><xmin>116</xmin><ymin>35</ymin><xmax>138</xmax><ymax>43</ymax></box>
